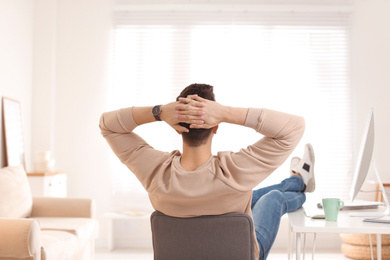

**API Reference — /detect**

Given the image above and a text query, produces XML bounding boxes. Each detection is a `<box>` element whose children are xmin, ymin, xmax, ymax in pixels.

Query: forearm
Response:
<box><xmin>132</xmin><ymin>105</ymin><xmax>184</xmax><ymax>130</ymax></box>
<box><xmin>247</xmin><ymin>108</ymin><xmax>305</xmax><ymax>145</ymax></box>
<box><xmin>221</xmin><ymin>106</ymin><xmax>248</xmax><ymax>126</ymax></box>
<box><xmin>132</xmin><ymin>106</ymin><xmax>156</xmax><ymax>125</ymax></box>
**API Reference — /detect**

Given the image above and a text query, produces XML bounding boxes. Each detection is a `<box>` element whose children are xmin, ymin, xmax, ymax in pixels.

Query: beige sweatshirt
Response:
<box><xmin>100</xmin><ymin>107</ymin><xmax>305</xmax><ymax>259</ymax></box>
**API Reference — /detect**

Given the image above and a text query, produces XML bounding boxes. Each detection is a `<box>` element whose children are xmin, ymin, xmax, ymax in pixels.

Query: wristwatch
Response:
<box><xmin>152</xmin><ymin>105</ymin><xmax>162</xmax><ymax>121</ymax></box>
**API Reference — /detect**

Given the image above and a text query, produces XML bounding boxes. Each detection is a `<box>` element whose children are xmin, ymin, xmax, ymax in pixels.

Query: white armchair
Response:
<box><xmin>0</xmin><ymin>166</ymin><xmax>98</xmax><ymax>260</ymax></box>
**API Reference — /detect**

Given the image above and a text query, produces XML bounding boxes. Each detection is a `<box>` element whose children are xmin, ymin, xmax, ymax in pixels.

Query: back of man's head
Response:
<box><xmin>176</xmin><ymin>84</ymin><xmax>215</xmax><ymax>147</ymax></box>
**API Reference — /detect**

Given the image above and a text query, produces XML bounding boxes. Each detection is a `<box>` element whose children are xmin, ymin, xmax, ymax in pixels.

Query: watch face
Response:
<box><xmin>152</xmin><ymin>105</ymin><xmax>160</xmax><ymax>116</ymax></box>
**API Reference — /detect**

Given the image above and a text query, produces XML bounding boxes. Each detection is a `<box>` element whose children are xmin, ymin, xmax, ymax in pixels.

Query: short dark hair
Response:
<box><xmin>176</xmin><ymin>84</ymin><xmax>215</xmax><ymax>147</ymax></box>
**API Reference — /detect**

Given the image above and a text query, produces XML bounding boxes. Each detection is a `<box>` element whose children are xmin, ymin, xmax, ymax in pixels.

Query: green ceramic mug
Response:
<box><xmin>322</xmin><ymin>198</ymin><xmax>344</xmax><ymax>221</ymax></box>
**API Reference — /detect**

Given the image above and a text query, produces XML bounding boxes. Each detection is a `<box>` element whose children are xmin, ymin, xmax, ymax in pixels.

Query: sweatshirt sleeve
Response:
<box><xmin>99</xmin><ymin>107</ymin><xmax>174</xmax><ymax>190</ymax></box>
<box><xmin>218</xmin><ymin>108</ymin><xmax>305</xmax><ymax>190</ymax></box>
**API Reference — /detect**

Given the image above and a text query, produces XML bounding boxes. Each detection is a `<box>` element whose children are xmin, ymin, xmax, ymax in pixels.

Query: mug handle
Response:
<box><xmin>338</xmin><ymin>200</ymin><xmax>344</xmax><ymax>209</ymax></box>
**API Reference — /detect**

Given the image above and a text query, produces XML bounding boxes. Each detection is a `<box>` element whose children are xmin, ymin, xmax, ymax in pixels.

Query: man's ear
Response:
<box><xmin>213</xmin><ymin>125</ymin><xmax>219</xmax><ymax>134</ymax></box>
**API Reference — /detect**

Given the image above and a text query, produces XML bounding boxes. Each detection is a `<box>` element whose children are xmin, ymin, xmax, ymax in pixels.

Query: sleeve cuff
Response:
<box><xmin>244</xmin><ymin>108</ymin><xmax>263</xmax><ymax>131</ymax></box>
<box><xmin>118</xmin><ymin>107</ymin><xmax>138</xmax><ymax>132</ymax></box>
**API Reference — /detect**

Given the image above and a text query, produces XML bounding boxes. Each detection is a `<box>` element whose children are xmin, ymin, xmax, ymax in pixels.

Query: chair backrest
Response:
<box><xmin>150</xmin><ymin>211</ymin><xmax>255</xmax><ymax>260</ymax></box>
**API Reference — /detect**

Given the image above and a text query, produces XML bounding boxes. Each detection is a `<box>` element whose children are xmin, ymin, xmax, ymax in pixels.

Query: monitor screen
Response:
<box><xmin>350</xmin><ymin>108</ymin><xmax>374</xmax><ymax>201</ymax></box>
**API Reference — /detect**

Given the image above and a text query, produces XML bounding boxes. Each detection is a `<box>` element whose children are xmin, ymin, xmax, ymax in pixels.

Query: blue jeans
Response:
<box><xmin>251</xmin><ymin>175</ymin><xmax>306</xmax><ymax>260</ymax></box>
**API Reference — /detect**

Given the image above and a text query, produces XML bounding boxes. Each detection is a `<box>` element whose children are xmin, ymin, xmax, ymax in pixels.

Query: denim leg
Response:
<box><xmin>251</xmin><ymin>177</ymin><xmax>306</xmax><ymax>260</ymax></box>
<box><xmin>251</xmin><ymin>175</ymin><xmax>305</xmax><ymax>208</ymax></box>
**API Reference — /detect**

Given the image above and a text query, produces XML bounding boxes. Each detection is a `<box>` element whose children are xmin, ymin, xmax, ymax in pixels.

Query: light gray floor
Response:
<box><xmin>95</xmin><ymin>248</ymin><xmax>350</xmax><ymax>260</ymax></box>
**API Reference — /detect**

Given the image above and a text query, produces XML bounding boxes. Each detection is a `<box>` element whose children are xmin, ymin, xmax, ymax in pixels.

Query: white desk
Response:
<box><xmin>288</xmin><ymin>207</ymin><xmax>390</xmax><ymax>260</ymax></box>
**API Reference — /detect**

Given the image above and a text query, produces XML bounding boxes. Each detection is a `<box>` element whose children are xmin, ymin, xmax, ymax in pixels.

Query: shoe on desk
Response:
<box><xmin>293</xmin><ymin>143</ymin><xmax>315</xmax><ymax>193</ymax></box>
<box><xmin>290</xmin><ymin>156</ymin><xmax>301</xmax><ymax>175</ymax></box>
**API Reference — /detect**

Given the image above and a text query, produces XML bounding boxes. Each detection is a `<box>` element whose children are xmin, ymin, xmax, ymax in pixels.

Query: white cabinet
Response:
<box><xmin>27</xmin><ymin>171</ymin><xmax>67</xmax><ymax>197</ymax></box>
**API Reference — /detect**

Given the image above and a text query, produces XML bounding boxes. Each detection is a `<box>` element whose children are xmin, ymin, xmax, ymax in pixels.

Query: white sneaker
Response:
<box><xmin>290</xmin><ymin>157</ymin><xmax>301</xmax><ymax>175</ymax></box>
<box><xmin>293</xmin><ymin>143</ymin><xmax>315</xmax><ymax>192</ymax></box>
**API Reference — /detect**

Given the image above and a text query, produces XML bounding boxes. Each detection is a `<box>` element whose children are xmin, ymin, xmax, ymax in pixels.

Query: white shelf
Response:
<box><xmin>27</xmin><ymin>171</ymin><xmax>67</xmax><ymax>197</ymax></box>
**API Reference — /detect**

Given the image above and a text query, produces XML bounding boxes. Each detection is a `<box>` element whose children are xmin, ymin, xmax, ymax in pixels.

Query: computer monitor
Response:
<box><xmin>350</xmin><ymin>108</ymin><xmax>374</xmax><ymax>201</ymax></box>
<box><xmin>349</xmin><ymin>108</ymin><xmax>390</xmax><ymax>218</ymax></box>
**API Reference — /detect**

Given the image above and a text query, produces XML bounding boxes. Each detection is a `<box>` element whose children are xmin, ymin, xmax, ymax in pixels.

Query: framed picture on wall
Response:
<box><xmin>2</xmin><ymin>97</ymin><xmax>25</xmax><ymax>167</ymax></box>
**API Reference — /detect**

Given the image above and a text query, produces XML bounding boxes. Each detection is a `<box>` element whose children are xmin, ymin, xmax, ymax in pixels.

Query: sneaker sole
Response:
<box><xmin>305</xmin><ymin>144</ymin><xmax>316</xmax><ymax>193</ymax></box>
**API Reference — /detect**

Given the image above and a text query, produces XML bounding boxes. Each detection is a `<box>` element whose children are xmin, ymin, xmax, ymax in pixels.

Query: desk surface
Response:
<box><xmin>288</xmin><ymin>207</ymin><xmax>390</xmax><ymax>234</ymax></box>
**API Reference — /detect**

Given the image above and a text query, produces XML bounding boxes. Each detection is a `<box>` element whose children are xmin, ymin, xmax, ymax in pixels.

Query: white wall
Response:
<box><xmin>351</xmin><ymin>0</ymin><xmax>390</xmax><ymax>182</ymax></box>
<box><xmin>31</xmin><ymin>0</ymin><xmax>115</xmax><ymax>248</ymax></box>
<box><xmin>32</xmin><ymin>0</ymin><xmax>57</xmax><ymax>160</ymax></box>
<box><xmin>0</xmin><ymin>0</ymin><xmax>33</xmax><ymax>168</ymax></box>
<box><xmin>22</xmin><ymin>0</ymin><xmax>116</xmax><ymax>248</ymax></box>
<box><xmin>54</xmin><ymin>0</ymin><xmax>114</xmax><ymax>247</ymax></box>
<box><xmin>27</xmin><ymin>0</ymin><xmax>390</xmax><ymax>250</ymax></box>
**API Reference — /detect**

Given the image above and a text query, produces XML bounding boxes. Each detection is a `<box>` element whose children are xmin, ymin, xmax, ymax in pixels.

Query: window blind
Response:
<box><xmin>109</xmin><ymin>7</ymin><xmax>352</xmax><ymax>209</ymax></box>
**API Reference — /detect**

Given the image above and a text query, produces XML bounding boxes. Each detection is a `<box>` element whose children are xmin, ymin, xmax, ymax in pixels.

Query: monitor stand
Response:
<box><xmin>349</xmin><ymin>159</ymin><xmax>390</xmax><ymax>218</ymax></box>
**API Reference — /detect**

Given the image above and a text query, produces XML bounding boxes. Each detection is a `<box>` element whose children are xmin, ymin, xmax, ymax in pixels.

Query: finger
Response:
<box><xmin>178</xmin><ymin>98</ymin><xmax>204</xmax><ymax>109</ymax></box>
<box><xmin>176</xmin><ymin>112</ymin><xmax>204</xmax><ymax>121</ymax></box>
<box><xmin>175</xmin><ymin>103</ymin><xmax>192</xmax><ymax>111</ymax></box>
<box><xmin>178</xmin><ymin>126</ymin><xmax>189</xmax><ymax>133</ymax></box>
<box><xmin>187</xmin><ymin>95</ymin><xmax>206</xmax><ymax>103</ymax></box>
<box><xmin>175</xmin><ymin>114</ymin><xmax>189</xmax><ymax>121</ymax></box>
<box><xmin>190</xmin><ymin>119</ymin><xmax>204</xmax><ymax>125</ymax></box>
<box><xmin>178</xmin><ymin>97</ymin><xmax>190</xmax><ymax>104</ymax></box>
<box><xmin>173</xmin><ymin>124</ymin><xmax>189</xmax><ymax>133</ymax></box>
<box><xmin>176</xmin><ymin>114</ymin><xmax>204</xmax><ymax>124</ymax></box>
<box><xmin>185</xmin><ymin>95</ymin><xmax>205</xmax><ymax>107</ymax></box>
<box><xmin>178</xmin><ymin>110</ymin><xmax>205</xmax><ymax>116</ymax></box>
<box><xmin>193</xmin><ymin>101</ymin><xmax>204</xmax><ymax>107</ymax></box>
<box><xmin>175</xmin><ymin>105</ymin><xmax>205</xmax><ymax>115</ymax></box>
<box><xmin>186</xmin><ymin>94</ymin><xmax>201</xmax><ymax>100</ymax></box>
<box><xmin>189</xmin><ymin>123</ymin><xmax>209</xmax><ymax>129</ymax></box>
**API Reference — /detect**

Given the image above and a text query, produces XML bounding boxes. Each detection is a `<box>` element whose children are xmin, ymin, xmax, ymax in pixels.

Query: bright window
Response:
<box><xmin>109</xmin><ymin>8</ymin><xmax>352</xmax><ymax>210</ymax></box>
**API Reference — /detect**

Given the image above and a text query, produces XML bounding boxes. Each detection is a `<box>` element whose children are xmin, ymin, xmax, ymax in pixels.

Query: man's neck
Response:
<box><xmin>180</xmin><ymin>144</ymin><xmax>212</xmax><ymax>171</ymax></box>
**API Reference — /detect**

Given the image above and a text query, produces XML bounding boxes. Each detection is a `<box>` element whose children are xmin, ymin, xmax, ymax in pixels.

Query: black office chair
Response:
<box><xmin>150</xmin><ymin>211</ymin><xmax>256</xmax><ymax>260</ymax></box>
